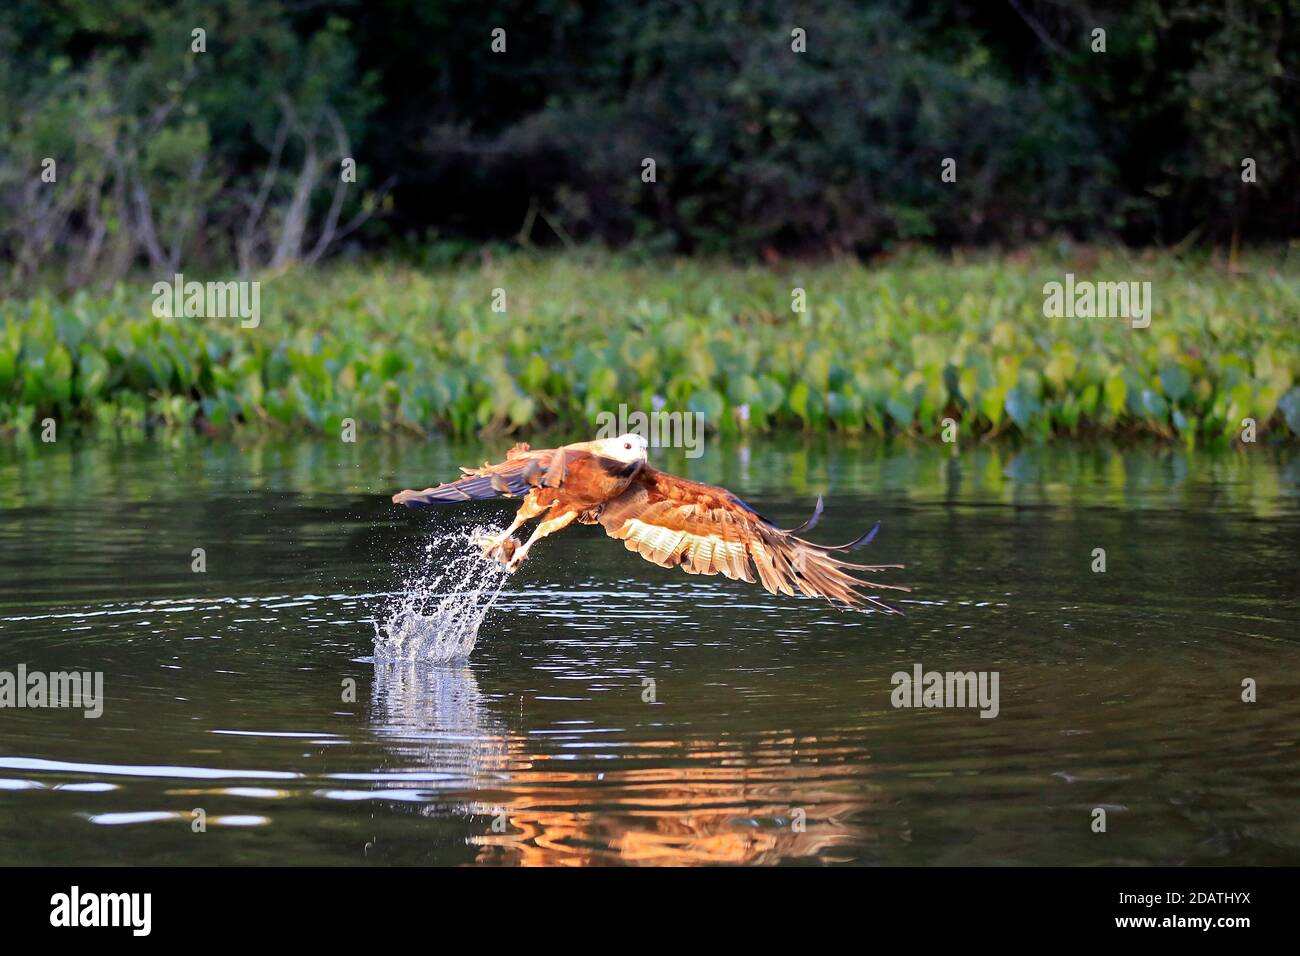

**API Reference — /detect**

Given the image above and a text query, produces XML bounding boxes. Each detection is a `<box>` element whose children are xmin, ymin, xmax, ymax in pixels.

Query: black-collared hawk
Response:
<box><xmin>392</xmin><ymin>434</ymin><xmax>907</xmax><ymax>613</ymax></box>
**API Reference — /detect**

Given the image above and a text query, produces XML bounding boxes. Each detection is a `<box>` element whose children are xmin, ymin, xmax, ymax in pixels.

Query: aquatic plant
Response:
<box><xmin>1</xmin><ymin>248</ymin><xmax>1296</xmax><ymax>445</ymax></box>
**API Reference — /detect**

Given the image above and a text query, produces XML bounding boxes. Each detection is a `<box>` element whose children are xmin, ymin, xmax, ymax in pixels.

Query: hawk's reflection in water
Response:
<box><xmin>370</xmin><ymin>661</ymin><xmax>898</xmax><ymax>866</ymax></box>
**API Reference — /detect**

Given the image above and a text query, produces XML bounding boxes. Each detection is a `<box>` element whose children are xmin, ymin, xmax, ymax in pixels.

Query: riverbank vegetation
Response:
<box><xmin>2</xmin><ymin>247</ymin><xmax>1297</xmax><ymax>446</ymax></box>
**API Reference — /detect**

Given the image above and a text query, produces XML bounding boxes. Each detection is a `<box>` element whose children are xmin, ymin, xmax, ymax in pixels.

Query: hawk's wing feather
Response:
<box><xmin>782</xmin><ymin>494</ymin><xmax>824</xmax><ymax>534</ymax></box>
<box><xmin>598</xmin><ymin>468</ymin><xmax>908</xmax><ymax>613</ymax></box>
<box><xmin>392</xmin><ymin>449</ymin><xmax>559</xmax><ymax>507</ymax></box>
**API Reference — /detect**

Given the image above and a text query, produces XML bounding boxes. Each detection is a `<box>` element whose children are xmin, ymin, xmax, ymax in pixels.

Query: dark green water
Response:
<box><xmin>1</xmin><ymin>436</ymin><xmax>1297</xmax><ymax>865</ymax></box>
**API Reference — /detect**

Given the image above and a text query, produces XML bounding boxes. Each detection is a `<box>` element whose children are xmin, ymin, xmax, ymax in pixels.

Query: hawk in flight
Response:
<box><xmin>393</xmin><ymin>434</ymin><xmax>907</xmax><ymax>613</ymax></box>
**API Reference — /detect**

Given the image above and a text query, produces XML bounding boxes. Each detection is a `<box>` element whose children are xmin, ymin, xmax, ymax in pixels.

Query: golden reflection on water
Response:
<box><xmin>370</xmin><ymin>660</ymin><xmax>893</xmax><ymax>865</ymax></box>
<box><xmin>465</xmin><ymin>765</ymin><xmax>885</xmax><ymax>866</ymax></box>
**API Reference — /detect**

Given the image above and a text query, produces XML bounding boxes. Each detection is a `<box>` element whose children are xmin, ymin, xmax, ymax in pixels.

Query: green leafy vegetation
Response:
<box><xmin>2</xmin><ymin>248</ymin><xmax>1297</xmax><ymax>445</ymax></box>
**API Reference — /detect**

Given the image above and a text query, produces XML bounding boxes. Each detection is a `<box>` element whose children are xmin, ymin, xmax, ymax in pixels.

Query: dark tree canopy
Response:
<box><xmin>1</xmin><ymin>0</ymin><xmax>1295</xmax><ymax>283</ymax></box>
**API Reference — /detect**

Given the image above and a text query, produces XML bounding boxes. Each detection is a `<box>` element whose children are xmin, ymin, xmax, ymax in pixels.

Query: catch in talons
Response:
<box><xmin>392</xmin><ymin>433</ymin><xmax>909</xmax><ymax>612</ymax></box>
<box><xmin>471</xmin><ymin>531</ymin><xmax>520</xmax><ymax>567</ymax></box>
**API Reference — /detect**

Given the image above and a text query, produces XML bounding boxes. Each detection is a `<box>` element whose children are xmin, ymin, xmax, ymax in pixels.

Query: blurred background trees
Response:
<box><xmin>1</xmin><ymin>0</ymin><xmax>1296</xmax><ymax>288</ymax></box>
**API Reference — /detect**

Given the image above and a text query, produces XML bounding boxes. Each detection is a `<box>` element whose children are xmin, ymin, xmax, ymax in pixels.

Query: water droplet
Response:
<box><xmin>373</xmin><ymin>524</ymin><xmax>509</xmax><ymax>663</ymax></box>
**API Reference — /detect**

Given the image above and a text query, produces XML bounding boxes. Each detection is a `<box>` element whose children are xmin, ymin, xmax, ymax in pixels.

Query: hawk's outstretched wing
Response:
<box><xmin>596</xmin><ymin>468</ymin><xmax>908</xmax><ymax>613</ymax></box>
<box><xmin>392</xmin><ymin>443</ymin><xmax>570</xmax><ymax>506</ymax></box>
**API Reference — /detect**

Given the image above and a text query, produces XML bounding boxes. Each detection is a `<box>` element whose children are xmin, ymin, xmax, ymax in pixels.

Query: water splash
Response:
<box><xmin>373</xmin><ymin>524</ymin><xmax>510</xmax><ymax>663</ymax></box>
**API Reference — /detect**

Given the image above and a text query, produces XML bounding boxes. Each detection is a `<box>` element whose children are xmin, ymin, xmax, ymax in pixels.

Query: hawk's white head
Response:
<box><xmin>594</xmin><ymin>432</ymin><xmax>648</xmax><ymax>466</ymax></box>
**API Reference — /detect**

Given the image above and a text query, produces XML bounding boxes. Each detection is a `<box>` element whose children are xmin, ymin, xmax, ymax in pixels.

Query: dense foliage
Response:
<box><xmin>3</xmin><ymin>249</ymin><xmax>1297</xmax><ymax>444</ymax></box>
<box><xmin>1</xmin><ymin>0</ymin><xmax>1296</xmax><ymax>285</ymax></box>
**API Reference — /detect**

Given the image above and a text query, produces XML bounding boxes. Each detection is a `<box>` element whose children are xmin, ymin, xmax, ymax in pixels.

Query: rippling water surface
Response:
<box><xmin>1</xmin><ymin>437</ymin><xmax>1297</xmax><ymax>865</ymax></box>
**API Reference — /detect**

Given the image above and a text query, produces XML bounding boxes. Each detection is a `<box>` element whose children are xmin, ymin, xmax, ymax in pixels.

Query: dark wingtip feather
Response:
<box><xmin>809</xmin><ymin>519</ymin><xmax>882</xmax><ymax>553</ymax></box>
<box><xmin>392</xmin><ymin>488</ymin><xmax>425</xmax><ymax>507</ymax></box>
<box><xmin>870</xmin><ymin>597</ymin><xmax>906</xmax><ymax>616</ymax></box>
<box><xmin>846</xmin><ymin>520</ymin><xmax>881</xmax><ymax>551</ymax></box>
<box><xmin>785</xmin><ymin>495</ymin><xmax>824</xmax><ymax>534</ymax></box>
<box><xmin>392</xmin><ymin>473</ymin><xmax>510</xmax><ymax>507</ymax></box>
<box><xmin>392</xmin><ymin>486</ymin><xmax>463</xmax><ymax>508</ymax></box>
